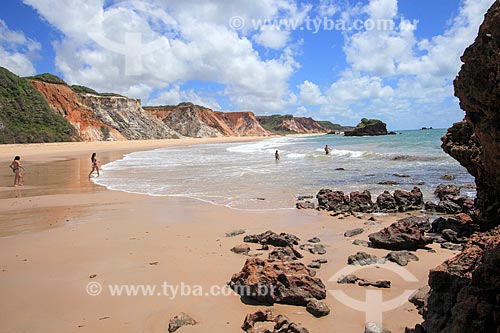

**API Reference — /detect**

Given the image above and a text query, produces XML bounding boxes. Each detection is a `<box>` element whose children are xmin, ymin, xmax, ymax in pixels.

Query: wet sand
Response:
<box><xmin>0</xmin><ymin>138</ymin><xmax>457</xmax><ymax>333</ymax></box>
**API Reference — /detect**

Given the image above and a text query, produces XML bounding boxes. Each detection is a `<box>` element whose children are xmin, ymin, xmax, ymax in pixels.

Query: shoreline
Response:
<box><xmin>0</xmin><ymin>136</ymin><xmax>458</xmax><ymax>333</ymax></box>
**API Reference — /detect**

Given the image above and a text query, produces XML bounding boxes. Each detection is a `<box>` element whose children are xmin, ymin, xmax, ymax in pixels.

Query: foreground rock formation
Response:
<box><xmin>417</xmin><ymin>2</ymin><xmax>500</xmax><ymax>332</ymax></box>
<box><xmin>256</xmin><ymin>115</ymin><xmax>329</xmax><ymax>134</ymax></box>
<box><xmin>241</xmin><ymin>310</ymin><xmax>310</xmax><ymax>333</ymax></box>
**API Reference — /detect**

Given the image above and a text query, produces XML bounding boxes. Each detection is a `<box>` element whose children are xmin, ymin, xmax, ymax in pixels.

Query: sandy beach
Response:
<box><xmin>0</xmin><ymin>138</ymin><xmax>457</xmax><ymax>333</ymax></box>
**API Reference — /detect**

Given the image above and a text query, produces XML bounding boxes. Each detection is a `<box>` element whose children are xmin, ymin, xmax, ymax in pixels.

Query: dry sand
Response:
<box><xmin>0</xmin><ymin>138</ymin><xmax>457</xmax><ymax>333</ymax></box>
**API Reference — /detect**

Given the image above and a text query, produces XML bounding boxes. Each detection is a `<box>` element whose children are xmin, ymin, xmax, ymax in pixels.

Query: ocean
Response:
<box><xmin>93</xmin><ymin>129</ymin><xmax>475</xmax><ymax>210</ymax></box>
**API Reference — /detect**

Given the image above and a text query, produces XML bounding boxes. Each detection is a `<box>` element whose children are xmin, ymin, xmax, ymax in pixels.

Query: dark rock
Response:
<box><xmin>347</xmin><ymin>251</ymin><xmax>385</xmax><ymax>266</ymax></box>
<box><xmin>344</xmin><ymin>118</ymin><xmax>388</xmax><ymax>136</ymax></box>
<box><xmin>244</xmin><ymin>230</ymin><xmax>300</xmax><ymax>247</ymax></box>
<box><xmin>368</xmin><ymin>217</ymin><xmax>377</xmax><ymax>221</ymax></box>
<box><xmin>441</xmin><ymin>174</ymin><xmax>456</xmax><ymax>180</ymax></box>
<box><xmin>335</xmin><ymin>167</ymin><xmax>345</xmax><ymax>170</ymax></box>
<box><xmin>352</xmin><ymin>239</ymin><xmax>371</xmax><ymax>247</ymax></box>
<box><xmin>231</xmin><ymin>244</ymin><xmax>251</xmax><ymax>255</ymax></box>
<box><xmin>225</xmin><ymin>229</ymin><xmax>246</xmax><ymax>237</ymax></box>
<box><xmin>393</xmin><ymin>173</ymin><xmax>411</xmax><ymax>178</ymax></box>
<box><xmin>337</xmin><ymin>274</ymin><xmax>361</xmax><ymax>284</ymax></box>
<box><xmin>394</xmin><ymin>187</ymin><xmax>424</xmax><ymax>211</ymax></box>
<box><xmin>313</xmin><ymin>258</ymin><xmax>328</xmax><ymax>264</ymax></box>
<box><xmin>378</xmin><ymin>180</ymin><xmax>399</xmax><ymax>185</ymax></box>
<box><xmin>364</xmin><ymin>322</ymin><xmax>392</xmax><ymax>333</ymax></box>
<box><xmin>257</xmin><ymin>244</ymin><xmax>269</xmax><ymax>251</ymax></box>
<box><xmin>440</xmin><ymin>242</ymin><xmax>464</xmax><ymax>251</ymax></box>
<box><xmin>268</xmin><ymin>246</ymin><xmax>303</xmax><ymax>261</ymax></box>
<box><xmin>168</xmin><ymin>313</ymin><xmax>197</xmax><ymax>333</ymax></box>
<box><xmin>434</xmin><ymin>184</ymin><xmax>460</xmax><ymax>200</ymax></box>
<box><xmin>316</xmin><ymin>189</ymin><xmax>350</xmax><ymax>212</ymax></box>
<box><xmin>408</xmin><ymin>285</ymin><xmax>430</xmax><ymax>316</ymax></box>
<box><xmin>386</xmin><ymin>251</ymin><xmax>419</xmax><ymax>266</ymax></box>
<box><xmin>344</xmin><ymin>228</ymin><xmax>365</xmax><ymax>237</ymax></box>
<box><xmin>241</xmin><ymin>310</ymin><xmax>310</xmax><ymax>333</ymax></box>
<box><xmin>358</xmin><ymin>279</ymin><xmax>391</xmax><ymax>288</ymax></box>
<box><xmin>441</xmin><ymin>229</ymin><xmax>460</xmax><ymax>243</ymax></box>
<box><xmin>229</xmin><ymin>258</ymin><xmax>326</xmax><ymax>306</ymax></box>
<box><xmin>296</xmin><ymin>201</ymin><xmax>315</xmax><ymax>210</ymax></box>
<box><xmin>307</xmin><ymin>261</ymin><xmax>321</xmax><ymax>269</ymax></box>
<box><xmin>376</xmin><ymin>191</ymin><xmax>398</xmax><ymax>212</ymax></box>
<box><xmin>297</xmin><ymin>195</ymin><xmax>314</xmax><ymax>200</ymax></box>
<box><xmin>349</xmin><ymin>190</ymin><xmax>375</xmax><ymax>212</ymax></box>
<box><xmin>306</xmin><ymin>299</ymin><xmax>330</xmax><ymax>317</ymax></box>
<box><xmin>308</xmin><ymin>237</ymin><xmax>321</xmax><ymax>243</ymax></box>
<box><xmin>300</xmin><ymin>243</ymin><xmax>327</xmax><ymax>255</ymax></box>
<box><xmin>422</xmin><ymin>227</ymin><xmax>500</xmax><ymax>332</ymax></box>
<box><xmin>431</xmin><ymin>213</ymin><xmax>479</xmax><ymax>237</ymax></box>
<box><xmin>368</xmin><ymin>216</ymin><xmax>432</xmax><ymax>250</ymax></box>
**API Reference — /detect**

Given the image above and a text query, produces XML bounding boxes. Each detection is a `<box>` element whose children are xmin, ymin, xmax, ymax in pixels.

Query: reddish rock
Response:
<box><xmin>393</xmin><ymin>187</ymin><xmax>424</xmax><ymax>212</ymax></box>
<box><xmin>349</xmin><ymin>190</ymin><xmax>375</xmax><ymax>213</ymax></box>
<box><xmin>376</xmin><ymin>191</ymin><xmax>398</xmax><ymax>213</ymax></box>
<box><xmin>316</xmin><ymin>189</ymin><xmax>350</xmax><ymax>212</ymax></box>
<box><xmin>434</xmin><ymin>184</ymin><xmax>461</xmax><ymax>200</ymax></box>
<box><xmin>243</xmin><ymin>230</ymin><xmax>300</xmax><ymax>247</ymax></box>
<box><xmin>242</xmin><ymin>310</ymin><xmax>310</xmax><ymax>333</ymax></box>
<box><xmin>368</xmin><ymin>216</ymin><xmax>431</xmax><ymax>250</ymax></box>
<box><xmin>229</xmin><ymin>258</ymin><xmax>326</xmax><ymax>306</ymax></box>
<box><xmin>422</xmin><ymin>227</ymin><xmax>500</xmax><ymax>332</ymax></box>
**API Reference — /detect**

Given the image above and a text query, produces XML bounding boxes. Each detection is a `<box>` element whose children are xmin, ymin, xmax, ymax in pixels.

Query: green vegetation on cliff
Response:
<box><xmin>0</xmin><ymin>67</ymin><xmax>78</xmax><ymax>144</ymax></box>
<box><xmin>317</xmin><ymin>121</ymin><xmax>355</xmax><ymax>132</ymax></box>
<box><xmin>357</xmin><ymin>118</ymin><xmax>383</xmax><ymax>128</ymax></box>
<box><xmin>256</xmin><ymin>114</ymin><xmax>295</xmax><ymax>134</ymax></box>
<box><xmin>25</xmin><ymin>73</ymin><xmax>67</xmax><ymax>85</ymax></box>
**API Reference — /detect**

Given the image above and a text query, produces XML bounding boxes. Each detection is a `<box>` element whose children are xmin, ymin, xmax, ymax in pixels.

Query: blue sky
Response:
<box><xmin>0</xmin><ymin>0</ymin><xmax>494</xmax><ymax>129</ymax></box>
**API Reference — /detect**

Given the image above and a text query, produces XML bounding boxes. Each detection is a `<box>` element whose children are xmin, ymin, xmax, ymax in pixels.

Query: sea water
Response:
<box><xmin>93</xmin><ymin>129</ymin><xmax>475</xmax><ymax>210</ymax></box>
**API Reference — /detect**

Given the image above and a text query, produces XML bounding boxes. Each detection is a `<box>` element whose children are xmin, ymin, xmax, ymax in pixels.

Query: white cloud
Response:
<box><xmin>148</xmin><ymin>83</ymin><xmax>222</xmax><ymax>110</ymax></box>
<box><xmin>299</xmin><ymin>80</ymin><xmax>327</xmax><ymax>105</ymax></box>
<box><xmin>22</xmin><ymin>0</ymin><xmax>301</xmax><ymax>112</ymax></box>
<box><xmin>309</xmin><ymin>0</ymin><xmax>495</xmax><ymax>129</ymax></box>
<box><xmin>0</xmin><ymin>19</ymin><xmax>40</xmax><ymax>76</ymax></box>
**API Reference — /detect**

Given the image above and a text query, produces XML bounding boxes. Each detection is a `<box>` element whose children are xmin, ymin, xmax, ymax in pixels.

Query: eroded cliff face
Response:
<box><xmin>257</xmin><ymin>115</ymin><xmax>328</xmax><ymax>134</ymax></box>
<box><xmin>214</xmin><ymin>111</ymin><xmax>273</xmax><ymax>136</ymax></box>
<box><xmin>420</xmin><ymin>2</ymin><xmax>500</xmax><ymax>332</ymax></box>
<box><xmin>31</xmin><ymin>81</ymin><xmax>179</xmax><ymax>141</ymax></box>
<box><xmin>443</xmin><ymin>1</ymin><xmax>500</xmax><ymax>227</ymax></box>
<box><xmin>145</xmin><ymin>105</ymin><xmax>272</xmax><ymax>137</ymax></box>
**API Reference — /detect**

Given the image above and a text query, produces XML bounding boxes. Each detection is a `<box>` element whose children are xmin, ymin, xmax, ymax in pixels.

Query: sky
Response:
<box><xmin>0</xmin><ymin>0</ymin><xmax>495</xmax><ymax>129</ymax></box>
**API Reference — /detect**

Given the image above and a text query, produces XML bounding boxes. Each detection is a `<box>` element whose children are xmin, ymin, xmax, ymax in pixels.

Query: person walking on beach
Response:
<box><xmin>275</xmin><ymin>150</ymin><xmax>280</xmax><ymax>161</ymax></box>
<box><xmin>10</xmin><ymin>156</ymin><xmax>25</xmax><ymax>186</ymax></box>
<box><xmin>325</xmin><ymin>145</ymin><xmax>331</xmax><ymax>155</ymax></box>
<box><xmin>88</xmin><ymin>153</ymin><xmax>100</xmax><ymax>178</ymax></box>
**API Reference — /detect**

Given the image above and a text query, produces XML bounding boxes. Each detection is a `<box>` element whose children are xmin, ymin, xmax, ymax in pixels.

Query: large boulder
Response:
<box><xmin>316</xmin><ymin>189</ymin><xmax>350</xmax><ymax>212</ymax></box>
<box><xmin>349</xmin><ymin>190</ymin><xmax>375</xmax><ymax>212</ymax></box>
<box><xmin>376</xmin><ymin>191</ymin><xmax>398</xmax><ymax>212</ymax></box>
<box><xmin>431</xmin><ymin>213</ymin><xmax>480</xmax><ymax>238</ymax></box>
<box><xmin>394</xmin><ymin>187</ymin><xmax>424</xmax><ymax>212</ymax></box>
<box><xmin>434</xmin><ymin>184</ymin><xmax>460</xmax><ymax>200</ymax></box>
<box><xmin>229</xmin><ymin>258</ymin><xmax>326</xmax><ymax>306</ymax></box>
<box><xmin>368</xmin><ymin>217</ymin><xmax>432</xmax><ymax>250</ymax></box>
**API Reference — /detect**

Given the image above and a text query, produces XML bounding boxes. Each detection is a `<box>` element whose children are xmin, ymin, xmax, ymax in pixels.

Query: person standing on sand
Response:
<box><xmin>325</xmin><ymin>145</ymin><xmax>330</xmax><ymax>155</ymax></box>
<box><xmin>275</xmin><ymin>150</ymin><xmax>280</xmax><ymax>161</ymax></box>
<box><xmin>88</xmin><ymin>153</ymin><xmax>100</xmax><ymax>178</ymax></box>
<box><xmin>10</xmin><ymin>156</ymin><xmax>25</xmax><ymax>186</ymax></box>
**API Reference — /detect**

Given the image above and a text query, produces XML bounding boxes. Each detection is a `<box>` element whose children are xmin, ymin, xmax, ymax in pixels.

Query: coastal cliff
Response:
<box><xmin>214</xmin><ymin>111</ymin><xmax>273</xmax><ymax>136</ymax></box>
<box><xmin>257</xmin><ymin>115</ymin><xmax>328</xmax><ymax>134</ymax></box>
<box><xmin>420</xmin><ymin>2</ymin><xmax>500</xmax><ymax>332</ymax></box>
<box><xmin>30</xmin><ymin>79</ymin><xmax>179</xmax><ymax>141</ymax></box>
<box><xmin>0</xmin><ymin>68</ymin><xmax>77</xmax><ymax>143</ymax></box>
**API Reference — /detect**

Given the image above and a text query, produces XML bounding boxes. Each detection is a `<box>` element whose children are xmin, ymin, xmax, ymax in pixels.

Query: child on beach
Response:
<box><xmin>10</xmin><ymin>156</ymin><xmax>25</xmax><ymax>186</ymax></box>
<box><xmin>275</xmin><ymin>150</ymin><xmax>280</xmax><ymax>161</ymax></box>
<box><xmin>88</xmin><ymin>153</ymin><xmax>100</xmax><ymax>178</ymax></box>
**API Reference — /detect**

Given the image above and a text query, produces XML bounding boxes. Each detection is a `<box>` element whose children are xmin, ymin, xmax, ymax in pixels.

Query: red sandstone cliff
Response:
<box><xmin>31</xmin><ymin>81</ymin><xmax>179</xmax><ymax>141</ymax></box>
<box><xmin>214</xmin><ymin>111</ymin><xmax>273</xmax><ymax>136</ymax></box>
